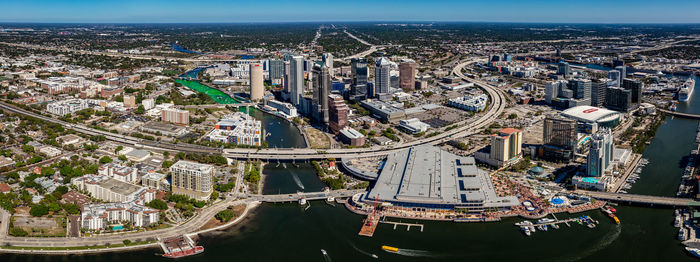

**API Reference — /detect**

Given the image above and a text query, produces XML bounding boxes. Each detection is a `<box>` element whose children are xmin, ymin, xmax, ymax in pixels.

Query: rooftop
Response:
<box><xmin>367</xmin><ymin>145</ymin><xmax>519</xmax><ymax>208</ymax></box>
<box><xmin>561</xmin><ymin>106</ymin><xmax>621</xmax><ymax>123</ymax></box>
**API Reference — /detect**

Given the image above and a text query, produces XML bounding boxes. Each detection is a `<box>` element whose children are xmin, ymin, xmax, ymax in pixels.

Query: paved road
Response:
<box><xmin>248</xmin><ymin>189</ymin><xmax>364</xmax><ymax>203</ymax></box>
<box><xmin>0</xmin><ymin>197</ymin><xmax>236</xmax><ymax>247</ymax></box>
<box><xmin>575</xmin><ymin>190</ymin><xmax>700</xmax><ymax>207</ymax></box>
<box><xmin>0</xmin><ymin>187</ymin><xmax>361</xmax><ymax>248</ymax></box>
<box><xmin>0</xmin><ymin>58</ymin><xmax>506</xmax><ymax>161</ymax></box>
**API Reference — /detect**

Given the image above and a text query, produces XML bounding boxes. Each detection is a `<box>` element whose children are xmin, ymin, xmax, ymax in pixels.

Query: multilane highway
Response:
<box><xmin>0</xmin><ymin>57</ymin><xmax>506</xmax><ymax>160</ymax></box>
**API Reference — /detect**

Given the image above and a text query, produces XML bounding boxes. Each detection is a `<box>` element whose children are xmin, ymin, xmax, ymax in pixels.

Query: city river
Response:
<box><xmin>2</xmin><ymin>77</ymin><xmax>699</xmax><ymax>261</ymax></box>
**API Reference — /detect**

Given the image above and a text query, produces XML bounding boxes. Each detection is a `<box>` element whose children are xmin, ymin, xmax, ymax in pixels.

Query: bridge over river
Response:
<box><xmin>658</xmin><ymin>109</ymin><xmax>700</xmax><ymax>120</ymax></box>
<box><xmin>247</xmin><ymin>189</ymin><xmax>364</xmax><ymax>203</ymax></box>
<box><xmin>576</xmin><ymin>190</ymin><xmax>700</xmax><ymax>207</ymax></box>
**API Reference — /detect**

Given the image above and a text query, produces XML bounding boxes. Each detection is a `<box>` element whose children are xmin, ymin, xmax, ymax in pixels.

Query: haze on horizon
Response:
<box><xmin>2</xmin><ymin>0</ymin><xmax>700</xmax><ymax>24</ymax></box>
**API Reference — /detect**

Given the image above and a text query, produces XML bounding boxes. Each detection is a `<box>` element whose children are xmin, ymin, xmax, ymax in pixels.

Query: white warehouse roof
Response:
<box><xmin>561</xmin><ymin>106</ymin><xmax>621</xmax><ymax>123</ymax></box>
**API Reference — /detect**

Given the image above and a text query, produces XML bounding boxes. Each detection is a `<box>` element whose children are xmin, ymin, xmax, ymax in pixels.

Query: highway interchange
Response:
<box><xmin>0</xmin><ymin>58</ymin><xmax>506</xmax><ymax>161</ymax></box>
<box><xmin>0</xmin><ymin>57</ymin><xmax>505</xmax><ymax>249</ymax></box>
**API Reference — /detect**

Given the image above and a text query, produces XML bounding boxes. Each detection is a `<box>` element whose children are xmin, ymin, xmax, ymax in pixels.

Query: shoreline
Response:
<box><xmin>0</xmin><ymin>201</ymin><xmax>259</xmax><ymax>256</ymax></box>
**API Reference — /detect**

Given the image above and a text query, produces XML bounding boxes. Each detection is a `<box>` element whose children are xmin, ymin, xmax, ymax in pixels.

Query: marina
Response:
<box><xmin>515</xmin><ymin>215</ymin><xmax>601</xmax><ymax>236</ymax></box>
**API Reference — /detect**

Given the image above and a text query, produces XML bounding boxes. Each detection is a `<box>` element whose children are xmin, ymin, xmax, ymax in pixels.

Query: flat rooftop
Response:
<box><xmin>141</xmin><ymin>121</ymin><xmax>186</xmax><ymax>132</ymax></box>
<box><xmin>367</xmin><ymin>145</ymin><xmax>519</xmax><ymax>208</ymax></box>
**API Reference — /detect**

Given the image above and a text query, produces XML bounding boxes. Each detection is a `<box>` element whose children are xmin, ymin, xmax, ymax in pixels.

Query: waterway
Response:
<box><xmin>3</xmin><ymin>77</ymin><xmax>699</xmax><ymax>261</ymax></box>
<box><xmin>170</xmin><ymin>43</ymin><xmax>203</xmax><ymax>55</ymax></box>
<box><xmin>178</xmin><ymin>69</ymin><xmax>306</xmax><ymax>149</ymax></box>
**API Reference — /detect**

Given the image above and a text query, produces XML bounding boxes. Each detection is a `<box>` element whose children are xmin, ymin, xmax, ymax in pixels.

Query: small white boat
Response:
<box><xmin>299</xmin><ymin>197</ymin><xmax>307</xmax><ymax>205</ymax></box>
<box><xmin>515</xmin><ymin>221</ymin><xmax>533</xmax><ymax>227</ymax></box>
<box><xmin>521</xmin><ymin>226</ymin><xmax>532</xmax><ymax>236</ymax></box>
<box><xmin>326</xmin><ymin>196</ymin><xmax>335</xmax><ymax>203</ymax></box>
<box><xmin>537</xmin><ymin>218</ymin><xmax>556</xmax><ymax>224</ymax></box>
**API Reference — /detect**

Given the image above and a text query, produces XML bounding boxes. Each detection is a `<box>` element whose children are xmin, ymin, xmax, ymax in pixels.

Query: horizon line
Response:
<box><xmin>1</xmin><ymin>21</ymin><xmax>700</xmax><ymax>25</ymax></box>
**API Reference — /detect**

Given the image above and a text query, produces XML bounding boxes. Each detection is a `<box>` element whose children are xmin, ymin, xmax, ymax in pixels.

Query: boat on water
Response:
<box><xmin>326</xmin><ymin>196</ymin><xmax>335</xmax><ymax>204</ymax></box>
<box><xmin>686</xmin><ymin>247</ymin><xmax>700</xmax><ymax>258</ymax></box>
<box><xmin>675</xmin><ymin>214</ymin><xmax>683</xmax><ymax>228</ymax></box>
<box><xmin>551</xmin><ymin>223</ymin><xmax>560</xmax><ymax>229</ymax></box>
<box><xmin>537</xmin><ymin>218</ymin><xmax>555</xmax><ymax>224</ymax></box>
<box><xmin>160</xmin><ymin>236</ymin><xmax>204</xmax><ymax>259</ymax></box>
<box><xmin>371</xmin><ymin>254</ymin><xmax>379</xmax><ymax>259</ymax></box>
<box><xmin>381</xmin><ymin>246</ymin><xmax>399</xmax><ymax>253</ymax></box>
<box><xmin>678</xmin><ymin>78</ymin><xmax>696</xmax><ymax>102</ymax></box>
<box><xmin>321</xmin><ymin>249</ymin><xmax>328</xmax><ymax>256</ymax></box>
<box><xmin>679</xmin><ymin>228</ymin><xmax>687</xmax><ymax>241</ymax></box>
<box><xmin>299</xmin><ymin>197</ymin><xmax>307</xmax><ymax>205</ymax></box>
<box><xmin>521</xmin><ymin>226</ymin><xmax>532</xmax><ymax>236</ymax></box>
<box><xmin>515</xmin><ymin>221</ymin><xmax>533</xmax><ymax>227</ymax></box>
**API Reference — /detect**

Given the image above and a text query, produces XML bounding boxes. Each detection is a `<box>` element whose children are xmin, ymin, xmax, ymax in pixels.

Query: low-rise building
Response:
<box><xmin>206</xmin><ymin>113</ymin><xmax>262</xmax><ymax>146</ymax></box>
<box><xmin>399</xmin><ymin>118</ymin><xmax>430</xmax><ymax>134</ymax></box>
<box><xmin>46</xmin><ymin>99</ymin><xmax>103</xmax><ymax>116</ymax></box>
<box><xmin>448</xmin><ymin>94</ymin><xmax>488</xmax><ymax>112</ymax></box>
<box><xmin>140</xmin><ymin>122</ymin><xmax>188</xmax><ymax>137</ymax></box>
<box><xmin>57</xmin><ymin>134</ymin><xmax>83</xmax><ymax>147</ymax></box>
<box><xmin>81</xmin><ymin>202</ymin><xmax>159</xmax><ymax>231</ymax></box>
<box><xmin>357</xmin><ymin>145</ymin><xmax>519</xmax><ymax>213</ymax></box>
<box><xmin>141</xmin><ymin>171</ymin><xmax>168</xmax><ymax>190</ymax></box>
<box><xmin>266</xmin><ymin>100</ymin><xmax>298</xmax><ymax>118</ymax></box>
<box><xmin>572</xmin><ymin>176</ymin><xmax>611</xmax><ymax>191</ymax></box>
<box><xmin>339</xmin><ymin>127</ymin><xmax>365</xmax><ymax>147</ymax></box>
<box><xmin>98</xmin><ymin>163</ymin><xmax>138</xmax><ymax>183</ymax></box>
<box><xmin>360</xmin><ymin>100</ymin><xmax>406</xmax><ymax>123</ymax></box>
<box><xmin>72</xmin><ymin>174</ymin><xmax>155</xmax><ymax>203</ymax></box>
<box><xmin>38</xmin><ymin>146</ymin><xmax>62</xmax><ymax>158</ymax></box>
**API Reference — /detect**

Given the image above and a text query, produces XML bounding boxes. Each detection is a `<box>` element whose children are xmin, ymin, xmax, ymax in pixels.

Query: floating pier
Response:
<box><xmin>380</xmin><ymin>219</ymin><xmax>424</xmax><ymax>232</ymax></box>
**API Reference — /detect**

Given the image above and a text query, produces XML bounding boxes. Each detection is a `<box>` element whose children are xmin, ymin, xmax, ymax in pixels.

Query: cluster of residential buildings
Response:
<box><xmin>67</xmin><ymin>158</ymin><xmax>217</xmax><ymax>231</ymax></box>
<box><xmin>206</xmin><ymin>112</ymin><xmax>262</xmax><ymax>146</ymax></box>
<box><xmin>448</xmin><ymin>94</ymin><xmax>489</xmax><ymax>112</ymax></box>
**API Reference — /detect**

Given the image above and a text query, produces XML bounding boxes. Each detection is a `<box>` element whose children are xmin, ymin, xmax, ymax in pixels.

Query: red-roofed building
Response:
<box><xmin>0</xmin><ymin>183</ymin><xmax>11</xmax><ymax>193</ymax></box>
<box><xmin>480</xmin><ymin>128</ymin><xmax>523</xmax><ymax>167</ymax></box>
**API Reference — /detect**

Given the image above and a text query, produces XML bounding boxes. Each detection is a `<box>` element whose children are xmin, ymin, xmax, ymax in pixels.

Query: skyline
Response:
<box><xmin>1</xmin><ymin>0</ymin><xmax>700</xmax><ymax>24</ymax></box>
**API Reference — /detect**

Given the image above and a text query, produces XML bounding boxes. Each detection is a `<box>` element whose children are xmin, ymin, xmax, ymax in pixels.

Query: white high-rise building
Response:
<box><xmin>374</xmin><ymin>57</ymin><xmax>391</xmax><ymax>96</ymax></box>
<box><xmin>142</xmin><ymin>98</ymin><xmax>155</xmax><ymax>110</ymax></box>
<box><xmin>289</xmin><ymin>55</ymin><xmax>304</xmax><ymax>106</ymax></box>
<box><xmin>322</xmin><ymin>53</ymin><xmax>333</xmax><ymax>76</ymax></box>
<box><xmin>586</xmin><ymin>128</ymin><xmax>614</xmax><ymax>177</ymax></box>
<box><xmin>250</xmin><ymin>63</ymin><xmax>264</xmax><ymax>101</ymax></box>
<box><xmin>170</xmin><ymin>160</ymin><xmax>214</xmax><ymax>201</ymax></box>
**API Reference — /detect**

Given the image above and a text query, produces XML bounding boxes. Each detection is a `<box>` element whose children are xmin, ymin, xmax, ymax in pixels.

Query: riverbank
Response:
<box><xmin>0</xmin><ymin>201</ymin><xmax>259</xmax><ymax>255</ymax></box>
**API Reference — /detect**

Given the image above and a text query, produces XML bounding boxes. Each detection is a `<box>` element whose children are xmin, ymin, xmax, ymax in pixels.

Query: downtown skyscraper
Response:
<box><xmin>374</xmin><ymin>57</ymin><xmax>391</xmax><ymax>97</ymax></box>
<box><xmin>312</xmin><ymin>63</ymin><xmax>331</xmax><ymax>125</ymax></box>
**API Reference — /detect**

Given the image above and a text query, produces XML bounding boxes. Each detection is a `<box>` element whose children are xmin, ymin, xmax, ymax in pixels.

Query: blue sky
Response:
<box><xmin>2</xmin><ymin>0</ymin><xmax>699</xmax><ymax>23</ymax></box>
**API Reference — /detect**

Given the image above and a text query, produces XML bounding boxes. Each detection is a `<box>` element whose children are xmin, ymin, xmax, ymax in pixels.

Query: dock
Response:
<box><xmin>158</xmin><ymin>235</ymin><xmax>204</xmax><ymax>258</ymax></box>
<box><xmin>358</xmin><ymin>214</ymin><xmax>380</xmax><ymax>237</ymax></box>
<box><xmin>380</xmin><ymin>218</ymin><xmax>424</xmax><ymax>232</ymax></box>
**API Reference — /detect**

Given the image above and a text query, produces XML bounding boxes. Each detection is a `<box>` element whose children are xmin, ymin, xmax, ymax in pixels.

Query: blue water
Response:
<box><xmin>112</xmin><ymin>225</ymin><xmax>124</xmax><ymax>230</ymax></box>
<box><xmin>551</xmin><ymin>197</ymin><xmax>564</xmax><ymax>205</ymax></box>
<box><xmin>170</xmin><ymin>43</ymin><xmax>203</xmax><ymax>55</ymax></box>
